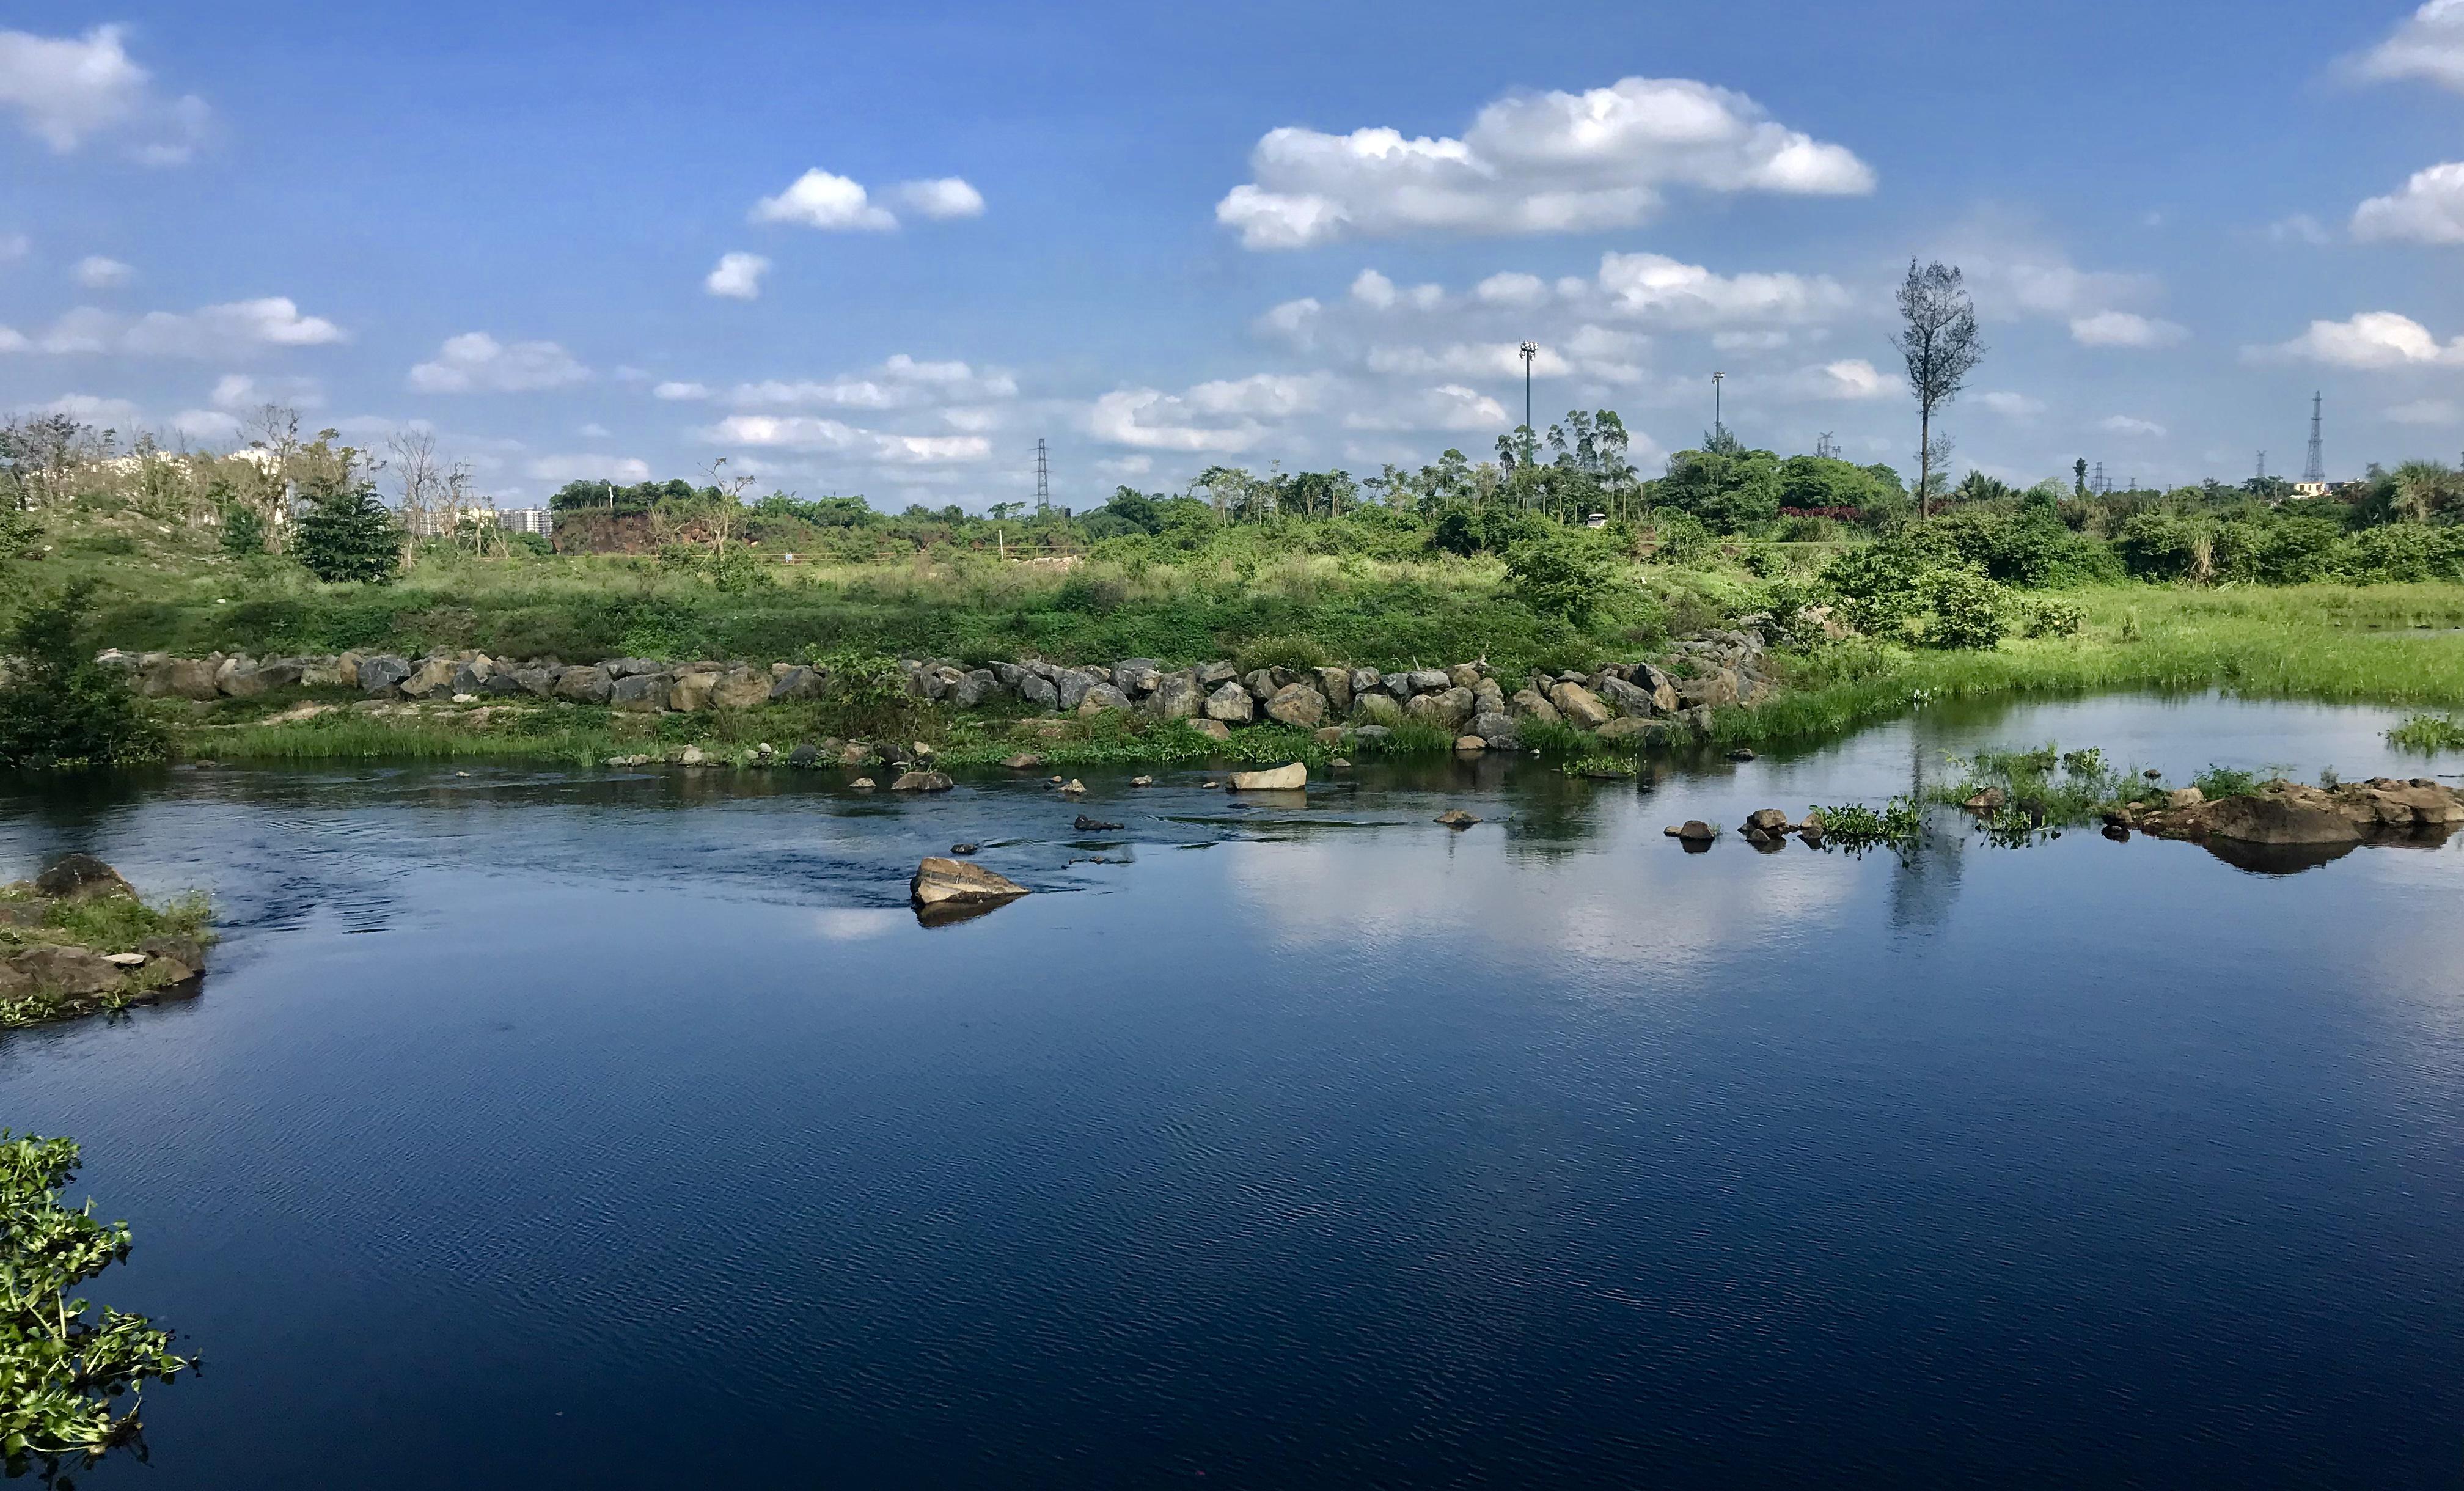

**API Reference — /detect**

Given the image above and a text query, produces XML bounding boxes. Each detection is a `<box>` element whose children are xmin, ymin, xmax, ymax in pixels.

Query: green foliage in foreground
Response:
<box><xmin>0</xmin><ymin>582</ymin><xmax>169</xmax><ymax>771</ymax></box>
<box><xmin>0</xmin><ymin>1134</ymin><xmax>192</xmax><ymax>1478</ymax></box>
<box><xmin>2388</xmin><ymin>713</ymin><xmax>2464</xmax><ymax>753</ymax></box>
<box><xmin>1808</xmin><ymin>796</ymin><xmax>1924</xmax><ymax>853</ymax></box>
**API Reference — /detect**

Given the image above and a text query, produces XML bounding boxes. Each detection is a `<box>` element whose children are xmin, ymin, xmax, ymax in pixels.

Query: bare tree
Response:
<box><xmin>387</xmin><ymin>428</ymin><xmax>446</xmax><ymax>559</ymax></box>
<box><xmin>1892</xmin><ymin>260</ymin><xmax>1984</xmax><ymax>517</ymax></box>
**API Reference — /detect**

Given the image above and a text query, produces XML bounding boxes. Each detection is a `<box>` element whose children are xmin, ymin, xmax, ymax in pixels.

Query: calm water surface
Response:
<box><xmin>4</xmin><ymin>692</ymin><xmax>2461</xmax><ymax>1488</ymax></box>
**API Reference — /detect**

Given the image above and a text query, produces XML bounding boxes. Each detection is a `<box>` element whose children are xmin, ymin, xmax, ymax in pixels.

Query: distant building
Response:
<box><xmin>400</xmin><ymin>503</ymin><xmax>552</xmax><ymax>538</ymax></box>
<box><xmin>499</xmin><ymin>507</ymin><xmax>553</xmax><ymax>537</ymax></box>
<box><xmin>2291</xmin><ymin>480</ymin><xmax>2331</xmax><ymax>500</ymax></box>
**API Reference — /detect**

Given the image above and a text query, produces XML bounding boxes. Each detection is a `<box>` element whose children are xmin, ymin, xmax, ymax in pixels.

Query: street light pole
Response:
<box><xmin>1712</xmin><ymin>371</ymin><xmax>1725</xmax><ymax>444</ymax></box>
<box><xmin>1519</xmin><ymin>341</ymin><xmax>1538</xmax><ymax>465</ymax></box>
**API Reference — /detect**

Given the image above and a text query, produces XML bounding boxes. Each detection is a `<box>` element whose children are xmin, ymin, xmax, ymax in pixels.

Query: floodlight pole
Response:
<box><xmin>1712</xmin><ymin>371</ymin><xmax>1725</xmax><ymax>443</ymax></box>
<box><xmin>1519</xmin><ymin>341</ymin><xmax>1538</xmax><ymax>464</ymax></box>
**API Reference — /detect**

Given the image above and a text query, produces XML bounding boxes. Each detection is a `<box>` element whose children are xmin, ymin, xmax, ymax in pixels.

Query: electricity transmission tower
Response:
<box><xmin>1035</xmin><ymin>438</ymin><xmax>1050</xmax><ymax>514</ymax></box>
<box><xmin>2303</xmin><ymin>393</ymin><xmax>2325</xmax><ymax>483</ymax></box>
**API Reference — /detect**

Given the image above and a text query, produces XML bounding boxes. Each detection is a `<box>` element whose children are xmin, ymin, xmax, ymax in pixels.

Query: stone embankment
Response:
<box><xmin>101</xmin><ymin>629</ymin><xmax>1777</xmax><ymax>752</ymax></box>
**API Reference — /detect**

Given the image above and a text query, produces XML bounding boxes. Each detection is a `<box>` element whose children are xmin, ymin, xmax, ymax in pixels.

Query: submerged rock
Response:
<box><xmin>1073</xmin><ymin>814</ymin><xmax>1123</xmax><ymax>832</ymax></box>
<box><xmin>1436</xmin><ymin>810</ymin><xmax>1480</xmax><ymax>829</ymax></box>
<box><xmin>891</xmin><ymin>770</ymin><xmax>954</xmax><ymax>793</ymax></box>
<box><xmin>1228</xmin><ymin>762</ymin><xmax>1306</xmax><ymax>791</ymax></box>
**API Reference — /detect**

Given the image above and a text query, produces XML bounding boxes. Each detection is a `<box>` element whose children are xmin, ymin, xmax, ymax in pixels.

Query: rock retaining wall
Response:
<box><xmin>98</xmin><ymin>631</ymin><xmax>1777</xmax><ymax>751</ymax></box>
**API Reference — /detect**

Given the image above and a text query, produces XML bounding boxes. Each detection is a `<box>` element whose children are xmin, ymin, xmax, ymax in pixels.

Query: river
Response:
<box><xmin>4</xmin><ymin>692</ymin><xmax>2460</xmax><ymax>1487</ymax></box>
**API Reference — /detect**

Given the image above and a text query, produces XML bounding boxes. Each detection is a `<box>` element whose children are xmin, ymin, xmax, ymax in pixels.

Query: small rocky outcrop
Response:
<box><xmin>890</xmin><ymin>770</ymin><xmax>954</xmax><ymax>793</ymax></box>
<box><xmin>1228</xmin><ymin>763</ymin><xmax>1307</xmax><ymax>791</ymax></box>
<box><xmin>32</xmin><ymin>853</ymin><xmax>134</xmax><ymax>901</ymax></box>
<box><xmin>2127</xmin><ymin>777</ymin><xmax>2462</xmax><ymax>847</ymax></box>
<box><xmin>1436</xmin><ymin>810</ymin><xmax>1480</xmax><ymax>829</ymax></box>
<box><xmin>910</xmin><ymin>857</ymin><xmax>1030</xmax><ymax>909</ymax></box>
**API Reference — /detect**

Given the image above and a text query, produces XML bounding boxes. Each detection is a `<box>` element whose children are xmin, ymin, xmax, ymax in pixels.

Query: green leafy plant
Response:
<box><xmin>1809</xmin><ymin>794</ymin><xmax>1924</xmax><ymax>853</ymax></box>
<box><xmin>292</xmin><ymin>482</ymin><xmax>401</xmax><ymax>584</ymax></box>
<box><xmin>1921</xmin><ymin>566</ymin><xmax>2008</xmax><ymax>650</ymax></box>
<box><xmin>0</xmin><ymin>582</ymin><xmax>169</xmax><ymax>770</ymax></box>
<box><xmin>1503</xmin><ymin>533</ymin><xmax>1611</xmax><ymax>625</ymax></box>
<box><xmin>218</xmin><ymin>505</ymin><xmax>266</xmax><ymax>559</ymax></box>
<box><xmin>2388</xmin><ymin>713</ymin><xmax>2464</xmax><ymax>753</ymax></box>
<box><xmin>2191</xmin><ymin>764</ymin><xmax>2264</xmax><ymax>800</ymax></box>
<box><xmin>0</xmin><ymin>1133</ymin><xmax>193</xmax><ymax>1479</ymax></box>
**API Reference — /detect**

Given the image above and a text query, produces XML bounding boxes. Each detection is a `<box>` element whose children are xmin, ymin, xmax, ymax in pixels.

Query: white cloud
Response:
<box><xmin>2069</xmin><ymin>310</ymin><xmax>2188</xmax><ymax>348</ymax></box>
<box><xmin>1807</xmin><ymin>358</ymin><xmax>1887</xmax><ymax>400</ymax></box>
<box><xmin>72</xmin><ymin>255</ymin><xmax>131</xmax><ymax>289</ymax></box>
<box><xmin>527</xmin><ymin>453</ymin><xmax>651</xmax><ymax>483</ymax></box>
<box><xmin>579</xmin><ymin>422</ymin><xmax>610</xmax><ymax>438</ymax></box>
<box><xmin>5</xmin><ymin>298</ymin><xmax>345</xmax><ymax>357</ymax></box>
<box><xmin>2348</xmin><ymin>0</ymin><xmax>2464</xmax><ymax>92</ymax></box>
<box><xmin>1216</xmin><ymin>75</ymin><xmax>1874</xmax><ymax>249</ymax></box>
<box><xmin>704</xmin><ymin>251</ymin><xmax>770</xmax><ymax>299</ymax></box>
<box><xmin>706</xmin><ymin>356</ymin><xmax>1017</xmax><ymax>411</ymax></box>
<box><xmin>170</xmin><ymin>408</ymin><xmax>239</xmax><ymax>441</ymax></box>
<box><xmin>2387</xmin><ymin>398</ymin><xmax>2460</xmax><ymax>424</ymax></box>
<box><xmin>1088</xmin><ymin>374</ymin><xmax>1329</xmax><ymax>453</ymax></box>
<box><xmin>700</xmin><ymin>414</ymin><xmax>991</xmax><ymax>464</ymax></box>
<box><xmin>1341</xmin><ymin>383</ymin><xmax>1509</xmax><ymax>432</ymax></box>
<box><xmin>1255</xmin><ymin>296</ymin><xmax>1322</xmax><ymax>348</ymax></box>
<box><xmin>2100</xmin><ymin>414</ymin><xmax>2168</xmax><ymax>438</ymax></box>
<box><xmin>1096</xmin><ymin>455</ymin><xmax>1154</xmax><ymax>477</ymax></box>
<box><xmin>409</xmin><ymin>332</ymin><xmax>589</xmax><ymax>393</ymax></box>
<box><xmin>2353</xmin><ymin>161</ymin><xmax>2464</xmax><ymax>244</ymax></box>
<box><xmin>652</xmin><ymin>380</ymin><xmax>711</xmax><ymax>401</ymax></box>
<box><xmin>43</xmin><ymin>393</ymin><xmax>139</xmax><ymax>423</ymax></box>
<box><xmin>1474</xmin><ymin>271</ymin><xmax>1552</xmax><ymax>309</ymax></box>
<box><xmin>1593</xmin><ymin>251</ymin><xmax>1849</xmax><ymax>327</ymax></box>
<box><xmin>750</xmin><ymin>169</ymin><xmax>899</xmax><ymax>230</ymax></box>
<box><xmin>0</xmin><ymin>24</ymin><xmax>208</xmax><ymax>163</ymax></box>
<box><xmin>895</xmin><ymin>177</ymin><xmax>985</xmax><ymax>220</ymax></box>
<box><xmin>1981</xmin><ymin>390</ymin><xmax>2047</xmax><ymax>417</ymax></box>
<box><xmin>210</xmin><ymin>372</ymin><xmax>323</xmax><ymax>409</ymax></box>
<box><xmin>2251</xmin><ymin>311</ymin><xmax>2464</xmax><ymax>368</ymax></box>
<box><xmin>1366</xmin><ymin>341</ymin><xmax>1571</xmax><ymax>379</ymax></box>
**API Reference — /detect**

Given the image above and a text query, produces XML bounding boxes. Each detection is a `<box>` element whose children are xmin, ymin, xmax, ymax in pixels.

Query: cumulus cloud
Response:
<box><xmin>1216</xmin><ymin>75</ymin><xmax>1874</xmax><ymax>249</ymax></box>
<box><xmin>2101</xmin><ymin>414</ymin><xmax>2167</xmax><ymax>437</ymax></box>
<box><xmin>409</xmin><ymin>332</ymin><xmax>589</xmax><ymax>393</ymax></box>
<box><xmin>1096</xmin><ymin>454</ymin><xmax>1154</xmax><ymax>478</ymax></box>
<box><xmin>72</xmin><ymin>255</ymin><xmax>132</xmax><ymax>289</ymax></box>
<box><xmin>2348</xmin><ymin>0</ymin><xmax>2464</xmax><ymax>91</ymax></box>
<box><xmin>2070</xmin><ymin>310</ymin><xmax>2188</xmax><ymax>348</ymax></box>
<box><xmin>1593</xmin><ymin>251</ymin><xmax>1850</xmax><ymax>327</ymax></box>
<box><xmin>528</xmin><ymin>453</ymin><xmax>652</xmax><ymax>483</ymax></box>
<box><xmin>1255</xmin><ymin>296</ymin><xmax>1322</xmax><ymax>348</ymax></box>
<box><xmin>704</xmin><ymin>251</ymin><xmax>770</xmax><ymax>299</ymax></box>
<box><xmin>1803</xmin><ymin>358</ymin><xmax>1887</xmax><ymax>400</ymax></box>
<box><xmin>700</xmin><ymin>414</ymin><xmax>991</xmax><ymax>464</ymax></box>
<box><xmin>751</xmin><ymin>170</ymin><xmax>984</xmax><ymax>230</ymax></box>
<box><xmin>2250</xmin><ymin>311</ymin><xmax>2464</xmax><ymax>368</ymax></box>
<box><xmin>0</xmin><ymin>24</ymin><xmax>209</xmax><ymax>163</ymax></box>
<box><xmin>170</xmin><ymin>408</ymin><xmax>239</xmax><ymax>441</ymax></box>
<box><xmin>43</xmin><ymin>392</ymin><xmax>139</xmax><ymax>423</ymax></box>
<box><xmin>1473</xmin><ymin>271</ymin><xmax>1551</xmax><ymax>309</ymax></box>
<box><xmin>1088</xmin><ymin>373</ymin><xmax>1333</xmax><ymax>453</ymax></box>
<box><xmin>1341</xmin><ymin>383</ymin><xmax>1509</xmax><ymax>433</ymax></box>
<box><xmin>2353</xmin><ymin>161</ymin><xmax>2464</xmax><ymax>244</ymax></box>
<box><xmin>895</xmin><ymin>177</ymin><xmax>986</xmax><ymax>220</ymax></box>
<box><xmin>210</xmin><ymin>372</ymin><xmax>323</xmax><ymax>409</ymax></box>
<box><xmin>652</xmin><ymin>380</ymin><xmax>711</xmax><ymax>401</ymax></box>
<box><xmin>4</xmin><ymin>298</ymin><xmax>345</xmax><ymax>357</ymax></box>
<box><xmin>752</xmin><ymin>169</ymin><xmax>898</xmax><ymax>230</ymax></box>
<box><xmin>1981</xmin><ymin>390</ymin><xmax>2047</xmax><ymax>417</ymax></box>
<box><xmin>703</xmin><ymin>355</ymin><xmax>1018</xmax><ymax>411</ymax></box>
<box><xmin>2267</xmin><ymin>213</ymin><xmax>2333</xmax><ymax>246</ymax></box>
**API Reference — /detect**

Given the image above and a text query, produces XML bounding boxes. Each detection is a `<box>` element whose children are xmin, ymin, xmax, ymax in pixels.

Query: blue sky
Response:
<box><xmin>4</xmin><ymin>0</ymin><xmax>2463</xmax><ymax>508</ymax></box>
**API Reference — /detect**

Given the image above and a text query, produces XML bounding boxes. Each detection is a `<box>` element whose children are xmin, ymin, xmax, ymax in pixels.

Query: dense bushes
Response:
<box><xmin>292</xmin><ymin>483</ymin><xmax>401</xmax><ymax>584</ymax></box>
<box><xmin>0</xmin><ymin>582</ymin><xmax>168</xmax><ymax>769</ymax></box>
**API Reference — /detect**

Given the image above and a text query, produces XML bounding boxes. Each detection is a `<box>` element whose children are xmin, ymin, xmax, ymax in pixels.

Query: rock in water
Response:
<box><xmin>1001</xmin><ymin>753</ymin><xmax>1045</xmax><ymax>770</ymax></box>
<box><xmin>1130</xmin><ymin>775</ymin><xmax>1154</xmax><ymax>788</ymax></box>
<box><xmin>1436</xmin><ymin>810</ymin><xmax>1480</xmax><ymax>828</ymax></box>
<box><xmin>1059</xmin><ymin>779</ymin><xmax>1087</xmax><ymax>795</ymax></box>
<box><xmin>1742</xmin><ymin>808</ymin><xmax>1791</xmax><ymax>834</ymax></box>
<box><xmin>34</xmin><ymin>854</ymin><xmax>134</xmax><ymax>901</ymax></box>
<box><xmin>1676</xmin><ymin>821</ymin><xmax>1717</xmax><ymax>843</ymax></box>
<box><xmin>950</xmin><ymin>843</ymin><xmax>980</xmax><ymax>855</ymax></box>
<box><xmin>910</xmin><ymin>857</ymin><xmax>1031</xmax><ymax>909</ymax></box>
<box><xmin>890</xmin><ymin>770</ymin><xmax>954</xmax><ymax>793</ymax></box>
<box><xmin>1073</xmin><ymin>814</ymin><xmax>1123</xmax><ymax>832</ymax></box>
<box><xmin>1228</xmin><ymin>763</ymin><xmax>1307</xmax><ymax>791</ymax></box>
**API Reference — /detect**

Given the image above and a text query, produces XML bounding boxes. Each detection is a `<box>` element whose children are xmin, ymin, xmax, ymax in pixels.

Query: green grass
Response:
<box><xmin>0</xmin><ymin>885</ymin><xmax>215</xmax><ymax>1029</ymax></box>
<box><xmin>2388</xmin><ymin>713</ymin><xmax>2464</xmax><ymax>753</ymax></box>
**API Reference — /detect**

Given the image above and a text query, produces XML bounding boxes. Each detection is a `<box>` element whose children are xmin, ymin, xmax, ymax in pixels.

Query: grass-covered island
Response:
<box><xmin>0</xmin><ymin>856</ymin><xmax>213</xmax><ymax>1030</ymax></box>
<box><xmin>6</xmin><ymin>405</ymin><xmax>2464</xmax><ymax>774</ymax></box>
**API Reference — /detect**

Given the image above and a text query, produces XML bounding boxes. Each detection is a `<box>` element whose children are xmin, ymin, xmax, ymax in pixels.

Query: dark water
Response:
<box><xmin>4</xmin><ymin>693</ymin><xmax>2462</xmax><ymax>1488</ymax></box>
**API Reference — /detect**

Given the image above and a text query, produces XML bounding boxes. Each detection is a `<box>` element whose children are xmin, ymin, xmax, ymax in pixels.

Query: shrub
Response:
<box><xmin>1503</xmin><ymin>533</ymin><xmax>1612</xmax><ymax>625</ymax></box>
<box><xmin>0</xmin><ymin>581</ymin><xmax>169</xmax><ymax>769</ymax></box>
<box><xmin>1646</xmin><ymin>508</ymin><xmax>1713</xmax><ymax>565</ymax></box>
<box><xmin>2022</xmin><ymin>598</ymin><xmax>2084</xmax><ymax>637</ymax></box>
<box><xmin>292</xmin><ymin>483</ymin><xmax>402</xmax><ymax>584</ymax></box>
<box><xmin>1819</xmin><ymin>541</ymin><xmax>1929</xmax><ymax>639</ymax></box>
<box><xmin>219</xmin><ymin>505</ymin><xmax>266</xmax><ymax>558</ymax></box>
<box><xmin>1233</xmin><ymin>634</ymin><xmax>1330</xmax><ymax>673</ymax></box>
<box><xmin>2192</xmin><ymin>764</ymin><xmax>2264</xmax><ymax>800</ymax></box>
<box><xmin>1921</xmin><ymin>566</ymin><xmax>2008</xmax><ymax>650</ymax></box>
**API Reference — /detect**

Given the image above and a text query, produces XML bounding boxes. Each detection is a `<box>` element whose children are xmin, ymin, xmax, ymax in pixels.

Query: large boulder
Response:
<box><xmin>1596</xmin><ymin>675</ymin><xmax>1662</xmax><ymax>719</ymax></box>
<box><xmin>1264</xmin><ymin>683</ymin><xmax>1329</xmax><ymax>728</ymax></box>
<box><xmin>154</xmin><ymin>658</ymin><xmax>225</xmax><ymax>700</ymax></box>
<box><xmin>358</xmin><ymin>656</ymin><xmax>413</xmax><ymax>695</ymax></box>
<box><xmin>769</xmin><ymin>665</ymin><xmax>827</xmax><ymax>703</ymax></box>
<box><xmin>1229</xmin><ymin>762</ymin><xmax>1307</xmax><ymax>791</ymax></box>
<box><xmin>511</xmin><ymin>667</ymin><xmax>559</xmax><ymax>698</ymax></box>
<box><xmin>1204</xmin><ymin>681</ymin><xmax>1255</xmax><ymax>724</ymax></box>
<box><xmin>1471</xmin><ymin>711</ymin><xmax>1522</xmax><ymax>750</ymax></box>
<box><xmin>606</xmin><ymin>658</ymin><xmax>664</xmax><ymax>678</ymax></box>
<box><xmin>1548</xmin><ymin>681</ymin><xmax>1614</xmax><ymax>730</ymax></box>
<box><xmin>450</xmin><ymin>658</ymin><xmax>496</xmax><ymax>695</ymax></box>
<box><xmin>711</xmin><ymin>668</ymin><xmax>772</xmax><ymax>710</ymax></box>
<box><xmin>1243</xmin><ymin>668</ymin><xmax>1283</xmax><ymax>702</ymax></box>
<box><xmin>1350</xmin><ymin>692</ymin><xmax>1406</xmax><ymax>728</ymax></box>
<box><xmin>1509</xmin><ymin>688</ymin><xmax>1562</xmax><ymax>725</ymax></box>
<box><xmin>1077</xmin><ymin>684</ymin><xmax>1132</xmax><ymax>716</ymax></box>
<box><xmin>1112</xmin><ymin>659</ymin><xmax>1162</xmax><ymax>696</ymax></box>
<box><xmin>400</xmin><ymin>657</ymin><xmax>460</xmax><ymax>699</ymax></box>
<box><xmin>2199</xmin><ymin>794</ymin><xmax>2363</xmax><ymax>846</ymax></box>
<box><xmin>949</xmin><ymin>670</ymin><xmax>999</xmax><ymax>708</ymax></box>
<box><xmin>223</xmin><ymin>659</ymin><xmax>304</xmax><ymax>698</ymax></box>
<box><xmin>1447</xmin><ymin>663</ymin><xmax>1483</xmax><ymax>689</ymax></box>
<box><xmin>554</xmin><ymin>665</ymin><xmax>614</xmax><ymax>705</ymax></box>
<box><xmin>911</xmin><ymin>857</ymin><xmax>1030</xmax><ymax>908</ymax></box>
<box><xmin>1311</xmin><ymin>667</ymin><xmax>1354</xmax><ymax>714</ymax></box>
<box><xmin>610</xmin><ymin>673</ymin><xmax>672</xmax><ymax>712</ymax></box>
<box><xmin>1146</xmin><ymin>670</ymin><xmax>1202</xmax><ymax>719</ymax></box>
<box><xmin>1054</xmin><ymin>669</ymin><xmax>1098</xmax><ymax>712</ymax></box>
<box><xmin>667</xmin><ymin>670</ymin><xmax>719</xmax><ymax>711</ymax></box>
<box><xmin>1189</xmin><ymin>718</ymin><xmax>1233</xmax><ymax>743</ymax></box>
<box><xmin>1018</xmin><ymin>673</ymin><xmax>1061</xmax><ymax>711</ymax></box>
<box><xmin>1349</xmin><ymin>667</ymin><xmax>1382</xmax><ymax>702</ymax></box>
<box><xmin>0</xmin><ymin>945</ymin><xmax>124</xmax><ymax>999</ymax></box>
<box><xmin>34</xmin><ymin>854</ymin><xmax>134</xmax><ymax>900</ymax></box>
<box><xmin>1407</xmin><ymin>669</ymin><xmax>1451</xmax><ymax>696</ymax></box>
<box><xmin>1406</xmin><ymin>686</ymin><xmax>1474</xmax><ymax>732</ymax></box>
<box><xmin>891</xmin><ymin>770</ymin><xmax>955</xmax><ymax>793</ymax></box>
<box><xmin>1674</xmin><ymin>669</ymin><xmax>1741</xmax><ymax>710</ymax></box>
<box><xmin>1595</xmin><ymin>717</ymin><xmax>1671</xmax><ymax>747</ymax></box>
<box><xmin>299</xmin><ymin>656</ymin><xmax>353</xmax><ymax>689</ymax></box>
<box><xmin>1195</xmin><ymin>661</ymin><xmax>1239</xmax><ymax>688</ymax></box>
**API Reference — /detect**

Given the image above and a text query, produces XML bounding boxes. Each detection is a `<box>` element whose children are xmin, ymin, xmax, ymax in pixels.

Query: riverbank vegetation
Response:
<box><xmin>10</xmin><ymin>403</ymin><xmax>2464</xmax><ymax>769</ymax></box>
<box><xmin>0</xmin><ymin>1132</ymin><xmax>193</xmax><ymax>1479</ymax></box>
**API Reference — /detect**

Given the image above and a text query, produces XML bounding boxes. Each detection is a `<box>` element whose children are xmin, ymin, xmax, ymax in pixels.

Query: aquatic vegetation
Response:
<box><xmin>2191</xmin><ymin>764</ymin><xmax>2266</xmax><ymax>801</ymax></box>
<box><xmin>0</xmin><ymin>1134</ymin><xmax>193</xmax><ymax>1479</ymax></box>
<box><xmin>2388</xmin><ymin>713</ymin><xmax>2464</xmax><ymax>753</ymax></box>
<box><xmin>1809</xmin><ymin>794</ymin><xmax>1924</xmax><ymax>853</ymax></box>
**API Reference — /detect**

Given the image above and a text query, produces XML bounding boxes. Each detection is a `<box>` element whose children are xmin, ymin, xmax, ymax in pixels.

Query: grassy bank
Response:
<box><xmin>0</xmin><ymin>873</ymin><xmax>213</xmax><ymax>1028</ymax></box>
